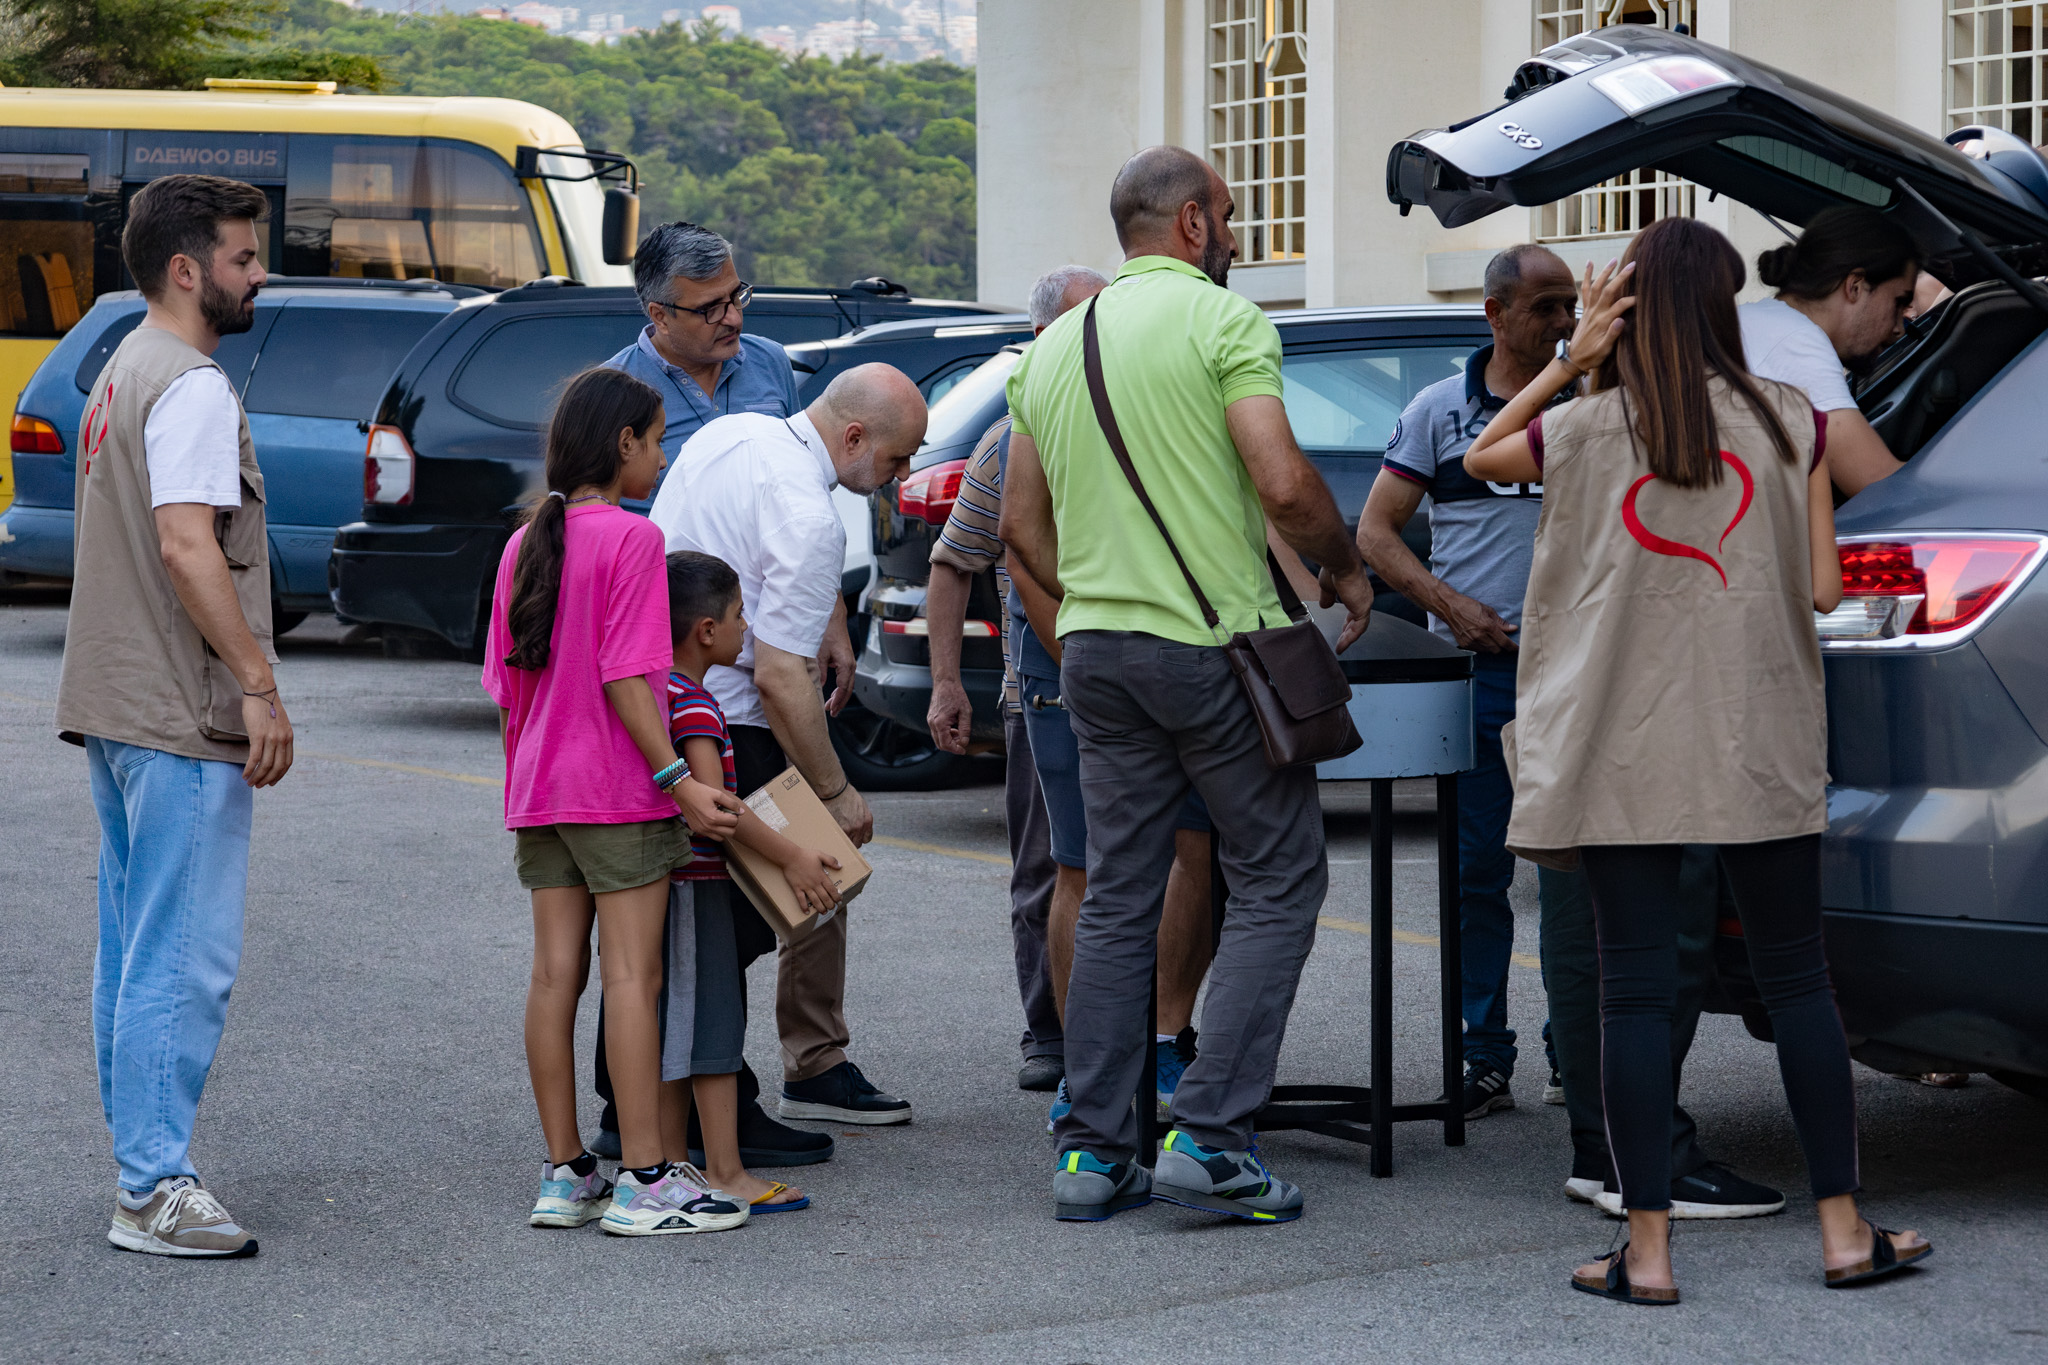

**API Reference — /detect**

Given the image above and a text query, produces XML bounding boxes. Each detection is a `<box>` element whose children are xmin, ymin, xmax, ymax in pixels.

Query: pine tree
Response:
<box><xmin>0</xmin><ymin>0</ymin><xmax>383</xmax><ymax>90</ymax></box>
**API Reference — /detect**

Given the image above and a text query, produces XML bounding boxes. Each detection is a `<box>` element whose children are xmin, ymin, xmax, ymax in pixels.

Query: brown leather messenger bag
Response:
<box><xmin>1079</xmin><ymin>295</ymin><xmax>1362</xmax><ymax>770</ymax></box>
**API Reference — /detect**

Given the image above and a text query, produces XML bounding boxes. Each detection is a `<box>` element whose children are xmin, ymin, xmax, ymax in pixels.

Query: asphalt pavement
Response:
<box><xmin>2</xmin><ymin>601</ymin><xmax>2044</xmax><ymax>1364</ymax></box>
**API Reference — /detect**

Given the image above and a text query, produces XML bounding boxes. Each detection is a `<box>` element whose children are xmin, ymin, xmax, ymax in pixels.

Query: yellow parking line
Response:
<box><xmin>189</xmin><ymin>745</ymin><xmax>1541</xmax><ymax>969</ymax></box>
<box><xmin>870</xmin><ymin>834</ymin><xmax>1009</xmax><ymax>866</ymax></box>
<box><xmin>0</xmin><ymin>688</ymin><xmax>51</xmax><ymax>706</ymax></box>
<box><xmin>301</xmin><ymin>751</ymin><xmax>504</xmax><ymax>789</ymax></box>
<box><xmin>1319</xmin><ymin>915</ymin><xmax>1542</xmax><ymax>972</ymax></box>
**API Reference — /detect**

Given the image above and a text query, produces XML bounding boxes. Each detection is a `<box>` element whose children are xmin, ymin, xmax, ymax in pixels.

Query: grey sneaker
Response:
<box><xmin>1052</xmin><ymin>1151</ymin><xmax>1153</xmax><ymax>1222</ymax></box>
<box><xmin>109</xmin><ymin>1177</ymin><xmax>257</xmax><ymax>1258</ymax></box>
<box><xmin>1153</xmin><ymin>1130</ymin><xmax>1303</xmax><ymax>1224</ymax></box>
<box><xmin>530</xmin><ymin>1159</ymin><xmax>614</xmax><ymax>1227</ymax></box>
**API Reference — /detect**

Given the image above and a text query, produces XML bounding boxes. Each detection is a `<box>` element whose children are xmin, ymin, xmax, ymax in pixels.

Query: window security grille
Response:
<box><xmin>1207</xmin><ymin>0</ymin><xmax>1308</xmax><ymax>265</ymax></box>
<box><xmin>1949</xmin><ymin>2</ymin><xmax>2048</xmax><ymax>141</ymax></box>
<box><xmin>1533</xmin><ymin>0</ymin><xmax>1696</xmax><ymax>243</ymax></box>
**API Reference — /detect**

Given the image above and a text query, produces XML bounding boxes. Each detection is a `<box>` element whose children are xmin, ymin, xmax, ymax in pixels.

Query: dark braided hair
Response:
<box><xmin>502</xmin><ymin>367</ymin><xmax>664</xmax><ymax>670</ymax></box>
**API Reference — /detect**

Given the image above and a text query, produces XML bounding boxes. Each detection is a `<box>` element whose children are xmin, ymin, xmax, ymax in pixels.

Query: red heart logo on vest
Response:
<box><xmin>1620</xmin><ymin>451</ymin><xmax>1753</xmax><ymax>589</ymax></box>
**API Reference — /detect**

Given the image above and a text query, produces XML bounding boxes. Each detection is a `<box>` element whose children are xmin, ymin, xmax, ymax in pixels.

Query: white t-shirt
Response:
<box><xmin>647</xmin><ymin>410</ymin><xmax>845</xmax><ymax>731</ymax></box>
<box><xmin>1739</xmin><ymin>298</ymin><xmax>1858</xmax><ymax>412</ymax></box>
<box><xmin>143</xmin><ymin>366</ymin><xmax>244</xmax><ymax>509</ymax></box>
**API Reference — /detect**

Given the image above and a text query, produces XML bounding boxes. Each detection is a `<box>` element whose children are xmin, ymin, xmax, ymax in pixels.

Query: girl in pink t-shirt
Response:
<box><xmin>482</xmin><ymin>367</ymin><xmax>745</xmax><ymax>1237</ymax></box>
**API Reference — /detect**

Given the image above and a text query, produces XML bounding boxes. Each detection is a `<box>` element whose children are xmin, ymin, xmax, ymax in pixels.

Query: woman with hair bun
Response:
<box><xmin>1740</xmin><ymin>205</ymin><xmax>1920</xmax><ymax>495</ymax></box>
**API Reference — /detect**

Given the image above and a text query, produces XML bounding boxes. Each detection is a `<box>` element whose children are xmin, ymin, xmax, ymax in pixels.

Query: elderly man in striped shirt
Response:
<box><xmin>925</xmin><ymin>265</ymin><xmax>1217</xmax><ymax>1129</ymax></box>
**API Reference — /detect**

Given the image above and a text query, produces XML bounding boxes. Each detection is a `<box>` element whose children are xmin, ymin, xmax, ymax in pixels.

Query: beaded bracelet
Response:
<box><xmin>651</xmin><ymin>758</ymin><xmax>690</xmax><ymax>791</ymax></box>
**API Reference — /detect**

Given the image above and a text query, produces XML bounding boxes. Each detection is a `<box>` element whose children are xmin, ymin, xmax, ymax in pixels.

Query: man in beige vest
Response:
<box><xmin>57</xmin><ymin>174</ymin><xmax>290</xmax><ymax>1258</ymax></box>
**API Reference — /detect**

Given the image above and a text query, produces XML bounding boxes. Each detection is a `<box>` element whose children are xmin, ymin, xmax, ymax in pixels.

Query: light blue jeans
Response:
<box><xmin>86</xmin><ymin>737</ymin><xmax>252</xmax><ymax>1193</ymax></box>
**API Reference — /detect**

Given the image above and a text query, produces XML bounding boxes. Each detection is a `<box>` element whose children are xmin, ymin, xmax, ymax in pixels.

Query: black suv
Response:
<box><xmin>855</xmin><ymin>308</ymin><xmax>1488</xmax><ymax>765</ymax></box>
<box><xmin>1398</xmin><ymin>26</ymin><xmax>2048</xmax><ymax>1091</ymax></box>
<box><xmin>329</xmin><ymin>279</ymin><xmax>1001</xmax><ymax>653</ymax></box>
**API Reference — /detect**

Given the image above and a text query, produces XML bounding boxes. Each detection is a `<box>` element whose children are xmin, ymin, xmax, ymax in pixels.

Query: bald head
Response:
<box><xmin>807</xmin><ymin>362</ymin><xmax>928</xmax><ymax>494</ymax></box>
<box><xmin>1110</xmin><ymin>145</ymin><xmax>1236</xmax><ymax>285</ymax></box>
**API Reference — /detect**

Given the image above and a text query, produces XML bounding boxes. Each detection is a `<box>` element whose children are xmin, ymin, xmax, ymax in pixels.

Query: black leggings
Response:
<box><xmin>1580</xmin><ymin>835</ymin><xmax>1860</xmax><ymax>1211</ymax></box>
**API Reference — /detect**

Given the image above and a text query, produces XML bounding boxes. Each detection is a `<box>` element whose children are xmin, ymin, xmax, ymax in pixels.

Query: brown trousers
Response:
<box><xmin>732</xmin><ymin>724</ymin><xmax>847</xmax><ymax>1083</ymax></box>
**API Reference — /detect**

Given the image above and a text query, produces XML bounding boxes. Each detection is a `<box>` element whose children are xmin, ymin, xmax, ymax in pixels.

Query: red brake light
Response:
<box><xmin>10</xmin><ymin>414</ymin><xmax>62</xmax><ymax>454</ymax></box>
<box><xmin>1822</xmin><ymin>536</ymin><xmax>2041</xmax><ymax>641</ymax></box>
<box><xmin>897</xmin><ymin>458</ymin><xmax>968</xmax><ymax>526</ymax></box>
<box><xmin>364</xmin><ymin>424</ymin><xmax>414</xmax><ymax>506</ymax></box>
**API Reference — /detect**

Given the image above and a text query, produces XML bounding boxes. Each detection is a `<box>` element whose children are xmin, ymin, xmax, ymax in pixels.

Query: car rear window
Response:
<box><xmin>73</xmin><ymin>310</ymin><xmax>271</xmax><ymax>395</ymax></box>
<box><xmin>244</xmin><ymin>306</ymin><xmax>444</xmax><ymax>420</ymax></box>
<box><xmin>1283</xmin><ymin>343</ymin><xmax>1475</xmax><ymax>518</ymax></box>
<box><xmin>449</xmin><ymin>312</ymin><xmax>645</xmax><ymax>428</ymax></box>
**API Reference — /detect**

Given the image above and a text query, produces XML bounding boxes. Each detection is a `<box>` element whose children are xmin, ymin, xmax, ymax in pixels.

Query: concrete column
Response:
<box><xmin>976</xmin><ymin>0</ymin><xmax>1144</xmax><ymax>308</ymax></box>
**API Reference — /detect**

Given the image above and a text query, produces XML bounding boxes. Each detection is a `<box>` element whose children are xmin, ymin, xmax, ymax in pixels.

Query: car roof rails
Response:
<box><xmin>848</xmin><ymin>276</ymin><xmax>910</xmax><ymax>296</ymax></box>
<box><xmin>257</xmin><ymin>275</ymin><xmax>490</xmax><ymax>298</ymax></box>
<box><xmin>495</xmin><ymin>275</ymin><xmax>590</xmax><ymax>301</ymax></box>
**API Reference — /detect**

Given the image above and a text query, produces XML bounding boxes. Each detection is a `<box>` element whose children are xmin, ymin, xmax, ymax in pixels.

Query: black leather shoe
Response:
<box><xmin>780</xmin><ymin>1061</ymin><xmax>913</xmax><ymax>1125</ymax></box>
<box><xmin>685</xmin><ymin>1096</ymin><xmax>836</xmax><ymax>1168</ymax></box>
<box><xmin>1018</xmin><ymin>1055</ymin><xmax>1065</xmax><ymax>1092</ymax></box>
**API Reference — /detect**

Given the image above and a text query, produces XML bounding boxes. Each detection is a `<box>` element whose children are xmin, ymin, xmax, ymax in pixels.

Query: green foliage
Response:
<box><xmin>267</xmin><ymin>4</ymin><xmax>977</xmax><ymax>296</ymax></box>
<box><xmin>0</xmin><ymin>0</ymin><xmax>385</xmax><ymax>91</ymax></box>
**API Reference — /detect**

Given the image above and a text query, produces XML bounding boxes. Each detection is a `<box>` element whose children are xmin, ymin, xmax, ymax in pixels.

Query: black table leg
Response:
<box><xmin>1370</xmin><ymin>776</ymin><xmax>1394</xmax><ymax>1178</ymax></box>
<box><xmin>1437</xmin><ymin>773</ymin><xmax>1465</xmax><ymax>1148</ymax></box>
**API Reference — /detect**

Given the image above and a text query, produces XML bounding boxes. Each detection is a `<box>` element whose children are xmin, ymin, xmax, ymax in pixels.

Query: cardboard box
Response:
<box><xmin>724</xmin><ymin>766</ymin><xmax>874</xmax><ymax>941</ymax></box>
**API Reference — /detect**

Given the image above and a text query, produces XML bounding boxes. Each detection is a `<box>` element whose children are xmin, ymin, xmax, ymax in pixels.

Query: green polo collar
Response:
<box><xmin>1112</xmin><ymin>255</ymin><xmax>1214</xmax><ymax>284</ymax></box>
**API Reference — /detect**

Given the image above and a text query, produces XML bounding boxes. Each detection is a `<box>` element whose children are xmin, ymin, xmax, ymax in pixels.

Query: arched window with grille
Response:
<box><xmin>1533</xmin><ymin>0</ymin><xmax>1697</xmax><ymax>242</ymax></box>
<box><xmin>1207</xmin><ymin>0</ymin><xmax>1308</xmax><ymax>265</ymax></box>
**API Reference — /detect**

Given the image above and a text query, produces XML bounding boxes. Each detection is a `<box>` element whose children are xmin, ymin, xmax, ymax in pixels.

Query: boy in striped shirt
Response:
<box><xmin>660</xmin><ymin>551</ymin><xmax>841</xmax><ymax>1215</ymax></box>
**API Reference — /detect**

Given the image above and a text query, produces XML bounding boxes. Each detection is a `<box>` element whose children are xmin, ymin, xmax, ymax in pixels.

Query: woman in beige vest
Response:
<box><xmin>1465</xmin><ymin>218</ymin><xmax>1930</xmax><ymax>1304</ymax></box>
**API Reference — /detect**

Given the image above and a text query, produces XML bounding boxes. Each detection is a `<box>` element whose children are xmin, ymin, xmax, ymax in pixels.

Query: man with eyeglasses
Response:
<box><xmin>596</xmin><ymin>219</ymin><xmax>838</xmax><ymax>1173</ymax></box>
<box><xmin>605</xmin><ymin>220</ymin><xmax>800</xmax><ymax>458</ymax></box>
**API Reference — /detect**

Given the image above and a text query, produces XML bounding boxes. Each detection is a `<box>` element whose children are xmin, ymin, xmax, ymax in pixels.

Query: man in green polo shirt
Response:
<box><xmin>1000</xmin><ymin>145</ymin><xmax>1374</xmax><ymax>1225</ymax></box>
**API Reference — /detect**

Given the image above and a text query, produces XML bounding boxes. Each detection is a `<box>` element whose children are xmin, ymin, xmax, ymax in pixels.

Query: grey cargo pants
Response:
<box><xmin>1056</xmin><ymin>630</ymin><xmax>1327</xmax><ymax>1160</ymax></box>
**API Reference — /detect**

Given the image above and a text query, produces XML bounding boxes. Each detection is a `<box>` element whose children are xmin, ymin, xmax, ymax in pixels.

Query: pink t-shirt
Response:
<box><xmin>481</xmin><ymin>503</ymin><xmax>676</xmax><ymax>828</ymax></box>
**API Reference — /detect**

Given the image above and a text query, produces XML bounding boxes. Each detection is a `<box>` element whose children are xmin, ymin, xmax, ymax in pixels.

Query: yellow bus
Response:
<box><xmin>0</xmin><ymin>79</ymin><xmax>638</xmax><ymax>514</ymax></box>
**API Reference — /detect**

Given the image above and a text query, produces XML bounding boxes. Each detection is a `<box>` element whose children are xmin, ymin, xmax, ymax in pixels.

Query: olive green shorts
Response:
<box><xmin>513</xmin><ymin>818</ymin><xmax>693</xmax><ymax>894</ymax></box>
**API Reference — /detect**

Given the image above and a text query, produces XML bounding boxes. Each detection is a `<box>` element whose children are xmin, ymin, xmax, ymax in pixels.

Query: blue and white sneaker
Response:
<box><xmin>1046</xmin><ymin>1077</ymin><xmax>1072</xmax><ymax>1134</ymax></box>
<box><xmin>529</xmin><ymin>1159</ymin><xmax>613</xmax><ymax>1228</ymax></box>
<box><xmin>1052</xmin><ymin>1150</ymin><xmax>1153</xmax><ymax>1222</ymax></box>
<box><xmin>1153</xmin><ymin>1129</ymin><xmax>1304</xmax><ymax>1224</ymax></box>
<box><xmin>1156</xmin><ymin>1030</ymin><xmax>1196</xmax><ymax>1115</ymax></box>
<box><xmin>600</xmin><ymin>1163</ymin><xmax>749</xmax><ymax>1236</ymax></box>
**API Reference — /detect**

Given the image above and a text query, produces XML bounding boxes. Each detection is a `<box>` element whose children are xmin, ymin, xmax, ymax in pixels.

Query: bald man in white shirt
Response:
<box><xmin>650</xmin><ymin>363</ymin><xmax>928</xmax><ymax>1128</ymax></box>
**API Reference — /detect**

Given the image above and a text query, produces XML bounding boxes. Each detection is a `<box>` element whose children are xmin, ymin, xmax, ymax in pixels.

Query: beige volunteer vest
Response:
<box><xmin>56</xmin><ymin>325</ymin><xmax>273</xmax><ymax>763</ymax></box>
<box><xmin>1503</xmin><ymin>375</ymin><xmax>1825</xmax><ymax>868</ymax></box>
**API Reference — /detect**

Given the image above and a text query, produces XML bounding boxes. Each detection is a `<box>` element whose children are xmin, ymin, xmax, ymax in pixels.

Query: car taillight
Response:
<box><xmin>364</xmin><ymin>424</ymin><xmax>414</xmax><ymax>506</ymax></box>
<box><xmin>10</xmin><ymin>414</ymin><xmax>62</xmax><ymax>454</ymax></box>
<box><xmin>1818</xmin><ymin>534</ymin><xmax>2044</xmax><ymax>645</ymax></box>
<box><xmin>881</xmin><ymin>618</ymin><xmax>998</xmax><ymax>637</ymax></box>
<box><xmin>897</xmin><ymin>458</ymin><xmax>968</xmax><ymax>526</ymax></box>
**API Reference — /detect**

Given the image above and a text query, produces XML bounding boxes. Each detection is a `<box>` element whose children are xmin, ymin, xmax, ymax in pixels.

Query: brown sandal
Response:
<box><xmin>1571</xmin><ymin>1244</ymin><xmax>1681</xmax><ymax>1306</ymax></box>
<box><xmin>1824</xmin><ymin>1221</ymin><xmax>1931</xmax><ymax>1287</ymax></box>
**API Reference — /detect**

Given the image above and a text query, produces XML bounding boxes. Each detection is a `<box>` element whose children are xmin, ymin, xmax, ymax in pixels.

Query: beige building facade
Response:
<box><xmin>976</xmin><ymin>1</ymin><xmax>2029</xmax><ymax>309</ymax></box>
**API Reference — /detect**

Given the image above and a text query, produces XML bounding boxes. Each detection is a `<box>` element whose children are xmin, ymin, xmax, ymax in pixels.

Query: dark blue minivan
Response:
<box><xmin>0</xmin><ymin>277</ymin><xmax>477</xmax><ymax>631</ymax></box>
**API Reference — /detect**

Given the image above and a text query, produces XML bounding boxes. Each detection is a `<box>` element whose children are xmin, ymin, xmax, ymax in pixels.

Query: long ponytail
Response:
<box><xmin>503</xmin><ymin>367</ymin><xmax>664</xmax><ymax>670</ymax></box>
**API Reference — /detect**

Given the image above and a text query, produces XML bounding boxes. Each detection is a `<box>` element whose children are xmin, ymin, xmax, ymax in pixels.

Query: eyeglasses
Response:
<box><xmin>656</xmin><ymin>282</ymin><xmax>754</xmax><ymax>324</ymax></box>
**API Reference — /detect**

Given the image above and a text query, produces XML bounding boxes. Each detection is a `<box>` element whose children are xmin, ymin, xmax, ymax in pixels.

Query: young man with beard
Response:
<box><xmin>58</xmin><ymin>174</ymin><xmax>290</xmax><ymax>1257</ymax></box>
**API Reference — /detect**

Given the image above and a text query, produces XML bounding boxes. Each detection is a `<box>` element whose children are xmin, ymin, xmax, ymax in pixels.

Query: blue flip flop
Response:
<box><xmin>750</xmin><ymin>1182</ymin><xmax>810</xmax><ymax>1213</ymax></box>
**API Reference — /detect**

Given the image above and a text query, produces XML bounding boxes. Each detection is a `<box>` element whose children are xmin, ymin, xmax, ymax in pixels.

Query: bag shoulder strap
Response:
<box><xmin>1080</xmin><ymin>295</ymin><xmax>1306</xmax><ymax>631</ymax></box>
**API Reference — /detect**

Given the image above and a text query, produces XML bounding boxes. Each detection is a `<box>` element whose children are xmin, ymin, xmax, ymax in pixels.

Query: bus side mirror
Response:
<box><xmin>602</xmin><ymin>188</ymin><xmax>639</xmax><ymax>265</ymax></box>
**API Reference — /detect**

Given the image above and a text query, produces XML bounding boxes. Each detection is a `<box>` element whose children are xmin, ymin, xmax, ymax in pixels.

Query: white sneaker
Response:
<box><xmin>530</xmin><ymin>1160</ymin><xmax>614</xmax><ymax>1227</ymax></box>
<box><xmin>1565</xmin><ymin>1177</ymin><xmax>1603</xmax><ymax>1204</ymax></box>
<box><xmin>109</xmin><ymin>1177</ymin><xmax>256</xmax><ymax>1258</ymax></box>
<box><xmin>600</xmin><ymin>1163</ymin><xmax>749</xmax><ymax>1236</ymax></box>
